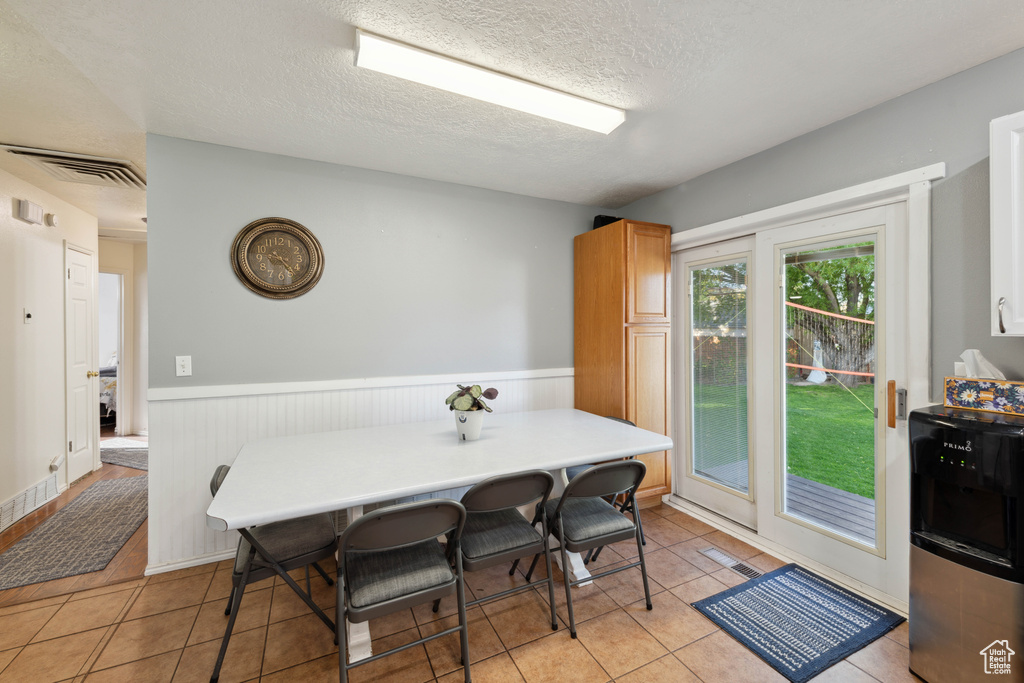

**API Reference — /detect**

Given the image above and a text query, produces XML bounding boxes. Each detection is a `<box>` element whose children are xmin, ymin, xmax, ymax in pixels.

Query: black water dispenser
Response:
<box><xmin>909</xmin><ymin>404</ymin><xmax>1024</xmax><ymax>681</ymax></box>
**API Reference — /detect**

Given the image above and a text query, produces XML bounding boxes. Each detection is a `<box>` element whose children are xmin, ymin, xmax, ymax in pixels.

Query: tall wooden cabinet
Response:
<box><xmin>574</xmin><ymin>219</ymin><xmax>672</xmax><ymax>503</ymax></box>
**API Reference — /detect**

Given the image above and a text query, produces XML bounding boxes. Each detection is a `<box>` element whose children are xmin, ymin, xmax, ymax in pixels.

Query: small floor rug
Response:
<box><xmin>0</xmin><ymin>476</ymin><xmax>148</xmax><ymax>590</ymax></box>
<box><xmin>100</xmin><ymin>437</ymin><xmax>147</xmax><ymax>450</ymax></box>
<box><xmin>100</xmin><ymin>447</ymin><xmax>148</xmax><ymax>471</ymax></box>
<box><xmin>692</xmin><ymin>563</ymin><xmax>905</xmax><ymax>683</ymax></box>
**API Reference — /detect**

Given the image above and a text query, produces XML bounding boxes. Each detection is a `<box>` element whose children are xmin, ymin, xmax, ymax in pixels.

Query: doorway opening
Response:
<box><xmin>98</xmin><ymin>272</ymin><xmax>121</xmax><ymax>437</ymax></box>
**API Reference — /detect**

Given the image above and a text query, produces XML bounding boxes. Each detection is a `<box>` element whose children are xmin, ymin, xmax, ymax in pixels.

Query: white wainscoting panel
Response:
<box><xmin>147</xmin><ymin>370</ymin><xmax>573</xmax><ymax>572</ymax></box>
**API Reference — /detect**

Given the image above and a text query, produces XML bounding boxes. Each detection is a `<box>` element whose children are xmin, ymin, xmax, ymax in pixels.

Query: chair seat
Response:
<box><xmin>564</xmin><ymin>464</ymin><xmax>593</xmax><ymax>480</ymax></box>
<box><xmin>462</xmin><ymin>508</ymin><xmax>543</xmax><ymax>560</ymax></box>
<box><xmin>347</xmin><ymin>539</ymin><xmax>453</xmax><ymax>608</ymax></box>
<box><xmin>235</xmin><ymin>514</ymin><xmax>337</xmax><ymax>574</ymax></box>
<box><xmin>545</xmin><ymin>497</ymin><xmax>634</xmax><ymax>544</ymax></box>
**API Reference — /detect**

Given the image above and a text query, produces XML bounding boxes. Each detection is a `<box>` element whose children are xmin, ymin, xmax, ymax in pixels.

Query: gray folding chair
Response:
<box><xmin>563</xmin><ymin>416</ymin><xmax>647</xmax><ymax>563</ymax></box>
<box><xmin>338</xmin><ymin>499</ymin><xmax>470</xmax><ymax>683</ymax></box>
<box><xmin>208</xmin><ymin>465</ymin><xmax>337</xmax><ymax>683</ymax></box>
<box><xmin>526</xmin><ymin>460</ymin><xmax>652</xmax><ymax>638</ymax></box>
<box><xmin>435</xmin><ymin>470</ymin><xmax>558</xmax><ymax>631</ymax></box>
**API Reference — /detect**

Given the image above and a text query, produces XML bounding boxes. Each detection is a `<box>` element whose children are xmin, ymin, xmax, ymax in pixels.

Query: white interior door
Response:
<box><xmin>677</xmin><ymin>237</ymin><xmax>757</xmax><ymax>529</ymax></box>
<box><xmin>66</xmin><ymin>245</ymin><xmax>97</xmax><ymax>484</ymax></box>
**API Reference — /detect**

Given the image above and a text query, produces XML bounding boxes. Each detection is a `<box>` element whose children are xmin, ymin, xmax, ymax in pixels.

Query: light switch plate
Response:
<box><xmin>17</xmin><ymin>199</ymin><xmax>43</xmax><ymax>225</ymax></box>
<box><xmin>175</xmin><ymin>355</ymin><xmax>192</xmax><ymax>377</ymax></box>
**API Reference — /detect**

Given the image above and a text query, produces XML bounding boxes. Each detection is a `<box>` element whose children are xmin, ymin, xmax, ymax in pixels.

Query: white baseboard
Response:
<box><xmin>145</xmin><ymin>549</ymin><xmax>235</xmax><ymax>576</ymax></box>
<box><xmin>664</xmin><ymin>494</ymin><xmax>909</xmax><ymax>616</ymax></box>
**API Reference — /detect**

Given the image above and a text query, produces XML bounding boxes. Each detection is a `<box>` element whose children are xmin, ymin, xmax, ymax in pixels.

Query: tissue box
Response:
<box><xmin>944</xmin><ymin>377</ymin><xmax>1024</xmax><ymax>415</ymax></box>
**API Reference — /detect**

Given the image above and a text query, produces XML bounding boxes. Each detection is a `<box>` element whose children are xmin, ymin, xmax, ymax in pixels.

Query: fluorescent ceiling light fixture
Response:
<box><xmin>355</xmin><ymin>29</ymin><xmax>625</xmax><ymax>134</ymax></box>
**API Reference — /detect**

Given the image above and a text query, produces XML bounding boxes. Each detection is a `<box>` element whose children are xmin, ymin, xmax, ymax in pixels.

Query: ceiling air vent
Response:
<box><xmin>1</xmin><ymin>144</ymin><xmax>145</xmax><ymax>190</ymax></box>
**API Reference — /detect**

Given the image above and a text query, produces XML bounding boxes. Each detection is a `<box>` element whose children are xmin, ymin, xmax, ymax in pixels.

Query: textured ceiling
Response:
<box><xmin>3</xmin><ymin>0</ymin><xmax>1024</xmax><ymax>232</ymax></box>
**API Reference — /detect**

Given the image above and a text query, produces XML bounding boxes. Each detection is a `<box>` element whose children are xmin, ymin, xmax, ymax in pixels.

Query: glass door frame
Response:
<box><xmin>764</xmin><ymin>220</ymin><xmax>887</xmax><ymax>557</ymax></box>
<box><xmin>750</xmin><ymin>203</ymin><xmax>910</xmax><ymax>598</ymax></box>
<box><xmin>668</xmin><ymin>164</ymin><xmax>939</xmax><ymax>606</ymax></box>
<box><xmin>677</xmin><ymin>239</ymin><xmax>757</xmax><ymax>529</ymax></box>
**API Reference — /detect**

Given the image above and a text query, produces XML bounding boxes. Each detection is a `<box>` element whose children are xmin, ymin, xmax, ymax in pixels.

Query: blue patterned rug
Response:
<box><xmin>692</xmin><ymin>564</ymin><xmax>905</xmax><ymax>683</ymax></box>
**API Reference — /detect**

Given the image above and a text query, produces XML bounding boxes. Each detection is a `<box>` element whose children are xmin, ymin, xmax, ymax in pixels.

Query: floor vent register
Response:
<box><xmin>698</xmin><ymin>547</ymin><xmax>764</xmax><ymax>579</ymax></box>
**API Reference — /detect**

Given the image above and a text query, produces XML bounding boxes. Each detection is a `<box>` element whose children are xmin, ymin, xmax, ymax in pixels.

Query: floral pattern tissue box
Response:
<box><xmin>944</xmin><ymin>377</ymin><xmax>1024</xmax><ymax>416</ymax></box>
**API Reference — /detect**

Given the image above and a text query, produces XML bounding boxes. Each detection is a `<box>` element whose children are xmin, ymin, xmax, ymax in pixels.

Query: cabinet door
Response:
<box><xmin>991</xmin><ymin>109</ymin><xmax>1024</xmax><ymax>335</ymax></box>
<box><xmin>626</xmin><ymin>326</ymin><xmax>671</xmax><ymax>500</ymax></box>
<box><xmin>574</xmin><ymin>223</ymin><xmax>627</xmax><ymax>415</ymax></box>
<box><xmin>627</xmin><ymin>223</ymin><xmax>671</xmax><ymax>324</ymax></box>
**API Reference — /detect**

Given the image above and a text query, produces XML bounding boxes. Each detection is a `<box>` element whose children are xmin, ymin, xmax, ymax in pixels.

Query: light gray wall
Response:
<box><xmin>147</xmin><ymin>135</ymin><xmax>597</xmax><ymax>388</ymax></box>
<box><xmin>624</xmin><ymin>47</ymin><xmax>1024</xmax><ymax>396</ymax></box>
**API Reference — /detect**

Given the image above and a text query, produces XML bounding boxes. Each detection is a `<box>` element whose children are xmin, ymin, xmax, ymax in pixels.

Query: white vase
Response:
<box><xmin>454</xmin><ymin>410</ymin><xmax>484</xmax><ymax>441</ymax></box>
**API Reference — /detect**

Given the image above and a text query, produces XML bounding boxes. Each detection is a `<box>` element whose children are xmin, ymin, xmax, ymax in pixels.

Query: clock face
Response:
<box><xmin>231</xmin><ymin>218</ymin><xmax>324</xmax><ymax>298</ymax></box>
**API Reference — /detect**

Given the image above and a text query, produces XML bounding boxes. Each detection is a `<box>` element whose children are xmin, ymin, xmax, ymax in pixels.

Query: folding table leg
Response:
<box><xmin>343</xmin><ymin>505</ymin><xmax>373</xmax><ymax>662</ymax></box>
<box><xmin>549</xmin><ymin>533</ymin><xmax>592</xmax><ymax>586</ymax></box>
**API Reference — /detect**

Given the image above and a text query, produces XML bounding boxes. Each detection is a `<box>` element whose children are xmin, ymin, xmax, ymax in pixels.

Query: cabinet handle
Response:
<box><xmin>998</xmin><ymin>296</ymin><xmax>1007</xmax><ymax>334</ymax></box>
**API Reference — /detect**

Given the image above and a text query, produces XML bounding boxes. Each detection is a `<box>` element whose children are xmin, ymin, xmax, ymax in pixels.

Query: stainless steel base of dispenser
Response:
<box><xmin>910</xmin><ymin>545</ymin><xmax>1024</xmax><ymax>682</ymax></box>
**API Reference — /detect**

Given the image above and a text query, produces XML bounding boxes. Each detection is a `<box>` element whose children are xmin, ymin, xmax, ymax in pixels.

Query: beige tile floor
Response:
<box><xmin>0</xmin><ymin>503</ymin><xmax>920</xmax><ymax>682</ymax></box>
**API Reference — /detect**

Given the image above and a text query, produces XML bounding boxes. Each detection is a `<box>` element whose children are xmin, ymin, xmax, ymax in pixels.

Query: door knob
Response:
<box><xmin>87</xmin><ymin>370</ymin><xmax>99</xmax><ymax>378</ymax></box>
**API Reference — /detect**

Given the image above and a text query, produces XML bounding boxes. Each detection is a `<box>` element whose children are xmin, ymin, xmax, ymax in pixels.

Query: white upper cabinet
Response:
<box><xmin>991</xmin><ymin>109</ymin><xmax>1024</xmax><ymax>335</ymax></box>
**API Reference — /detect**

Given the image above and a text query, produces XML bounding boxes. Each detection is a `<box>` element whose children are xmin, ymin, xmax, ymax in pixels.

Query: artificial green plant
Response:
<box><xmin>445</xmin><ymin>384</ymin><xmax>499</xmax><ymax>412</ymax></box>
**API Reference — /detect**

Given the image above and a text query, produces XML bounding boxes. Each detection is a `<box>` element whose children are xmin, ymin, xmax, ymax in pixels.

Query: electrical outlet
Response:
<box><xmin>175</xmin><ymin>355</ymin><xmax>192</xmax><ymax>377</ymax></box>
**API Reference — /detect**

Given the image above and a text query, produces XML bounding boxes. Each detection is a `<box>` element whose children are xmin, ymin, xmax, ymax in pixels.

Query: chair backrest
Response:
<box><xmin>562</xmin><ymin>460</ymin><xmax>646</xmax><ymax>503</ymax></box>
<box><xmin>210</xmin><ymin>464</ymin><xmax>230</xmax><ymax>497</ymax></box>
<box><xmin>603</xmin><ymin>416</ymin><xmax>637</xmax><ymax>427</ymax></box>
<box><xmin>460</xmin><ymin>470</ymin><xmax>554</xmax><ymax>512</ymax></box>
<box><xmin>341</xmin><ymin>499</ymin><xmax>466</xmax><ymax>552</ymax></box>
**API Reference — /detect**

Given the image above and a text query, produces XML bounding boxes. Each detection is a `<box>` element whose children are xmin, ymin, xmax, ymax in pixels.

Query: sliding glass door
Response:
<box><xmin>679</xmin><ymin>238</ymin><xmax>756</xmax><ymax>528</ymax></box>
<box><xmin>675</xmin><ymin>202</ymin><xmax>914</xmax><ymax>600</ymax></box>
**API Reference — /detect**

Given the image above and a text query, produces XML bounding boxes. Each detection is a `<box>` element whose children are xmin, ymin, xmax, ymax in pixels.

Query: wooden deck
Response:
<box><xmin>785</xmin><ymin>474</ymin><xmax>875</xmax><ymax>544</ymax></box>
<box><xmin>695</xmin><ymin>463</ymin><xmax>875</xmax><ymax>545</ymax></box>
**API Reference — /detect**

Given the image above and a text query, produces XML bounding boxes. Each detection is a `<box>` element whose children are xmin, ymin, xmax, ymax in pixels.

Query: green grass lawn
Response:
<box><xmin>692</xmin><ymin>382</ymin><xmax>876</xmax><ymax>499</ymax></box>
<box><xmin>786</xmin><ymin>383</ymin><xmax>875</xmax><ymax>499</ymax></box>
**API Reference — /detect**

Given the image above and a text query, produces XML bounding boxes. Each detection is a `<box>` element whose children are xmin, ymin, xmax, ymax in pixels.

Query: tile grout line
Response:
<box><xmin>258</xmin><ymin>576</ymin><xmax>284</xmax><ymax>682</ymax></box>
<box><xmin>847</xmin><ymin>656</ymin><xmax>887</xmax><ymax>683</ymax></box>
<box><xmin>167</xmin><ymin>570</ymin><xmax>220</xmax><ymax>682</ymax></box>
<box><xmin>73</xmin><ymin>625</ymin><xmax>118</xmax><ymax>678</ymax></box>
<box><xmin>8</xmin><ymin>594</ymin><xmax>68</xmax><ymax>655</ymax></box>
<box><xmin>75</xmin><ymin>581</ymin><xmax>149</xmax><ymax>676</ymax></box>
<box><xmin>257</xmin><ymin>586</ymin><xmax>272</xmax><ymax>683</ymax></box>
<box><xmin>668</xmin><ymin>651</ymin><xmax>707</xmax><ymax>682</ymax></box>
<box><xmin>477</xmin><ymin>583</ymin><xmax>528</xmax><ymax>682</ymax></box>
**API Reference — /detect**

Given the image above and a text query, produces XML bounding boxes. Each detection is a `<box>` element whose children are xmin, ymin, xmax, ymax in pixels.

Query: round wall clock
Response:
<box><xmin>231</xmin><ymin>217</ymin><xmax>324</xmax><ymax>299</ymax></box>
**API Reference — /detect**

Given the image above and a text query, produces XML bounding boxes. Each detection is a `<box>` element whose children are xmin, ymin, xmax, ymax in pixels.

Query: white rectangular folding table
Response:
<box><xmin>206</xmin><ymin>408</ymin><xmax>673</xmax><ymax>659</ymax></box>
